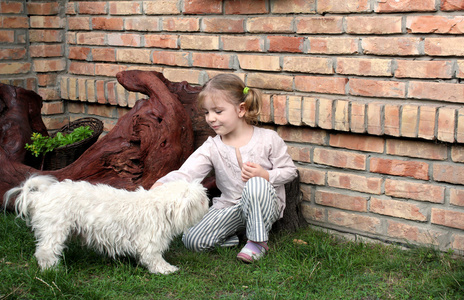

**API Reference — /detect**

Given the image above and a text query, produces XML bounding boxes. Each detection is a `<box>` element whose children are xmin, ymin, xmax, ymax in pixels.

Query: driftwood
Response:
<box><xmin>0</xmin><ymin>71</ymin><xmax>305</xmax><ymax>232</ymax></box>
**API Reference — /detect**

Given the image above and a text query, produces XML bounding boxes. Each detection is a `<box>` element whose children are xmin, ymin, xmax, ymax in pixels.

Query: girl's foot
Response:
<box><xmin>237</xmin><ymin>240</ymin><xmax>269</xmax><ymax>263</ymax></box>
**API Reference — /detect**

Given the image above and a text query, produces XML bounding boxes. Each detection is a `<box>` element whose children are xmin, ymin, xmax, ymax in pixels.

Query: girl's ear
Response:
<box><xmin>238</xmin><ymin>102</ymin><xmax>246</xmax><ymax>118</ymax></box>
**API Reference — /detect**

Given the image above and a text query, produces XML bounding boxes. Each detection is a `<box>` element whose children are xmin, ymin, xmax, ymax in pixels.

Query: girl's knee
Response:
<box><xmin>182</xmin><ymin>231</ymin><xmax>212</xmax><ymax>252</ymax></box>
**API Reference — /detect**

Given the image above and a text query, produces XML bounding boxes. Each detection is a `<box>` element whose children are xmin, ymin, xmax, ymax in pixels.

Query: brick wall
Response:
<box><xmin>1</xmin><ymin>0</ymin><xmax>464</xmax><ymax>253</ymax></box>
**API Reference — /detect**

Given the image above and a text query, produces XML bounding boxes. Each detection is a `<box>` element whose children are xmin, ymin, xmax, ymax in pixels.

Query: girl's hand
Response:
<box><xmin>150</xmin><ymin>182</ymin><xmax>163</xmax><ymax>190</ymax></box>
<box><xmin>241</xmin><ymin>162</ymin><xmax>269</xmax><ymax>182</ymax></box>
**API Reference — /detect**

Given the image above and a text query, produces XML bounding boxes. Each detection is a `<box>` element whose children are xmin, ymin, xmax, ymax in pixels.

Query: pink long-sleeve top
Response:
<box><xmin>157</xmin><ymin>126</ymin><xmax>298</xmax><ymax>218</ymax></box>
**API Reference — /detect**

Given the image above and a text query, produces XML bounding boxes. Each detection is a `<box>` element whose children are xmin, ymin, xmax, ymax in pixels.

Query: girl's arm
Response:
<box><xmin>267</xmin><ymin>132</ymin><xmax>297</xmax><ymax>187</ymax></box>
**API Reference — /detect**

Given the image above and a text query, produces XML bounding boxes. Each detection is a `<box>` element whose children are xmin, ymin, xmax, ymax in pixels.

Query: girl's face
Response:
<box><xmin>202</xmin><ymin>91</ymin><xmax>245</xmax><ymax>137</ymax></box>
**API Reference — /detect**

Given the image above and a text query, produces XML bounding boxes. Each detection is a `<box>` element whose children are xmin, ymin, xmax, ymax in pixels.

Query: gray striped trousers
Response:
<box><xmin>182</xmin><ymin>176</ymin><xmax>279</xmax><ymax>252</ymax></box>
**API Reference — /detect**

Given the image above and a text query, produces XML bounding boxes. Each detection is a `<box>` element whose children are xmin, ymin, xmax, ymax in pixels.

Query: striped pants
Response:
<box><xmin>182</xmin><ymin>176</ymin><xmax>279</xmax><ymax>252</ymax></box>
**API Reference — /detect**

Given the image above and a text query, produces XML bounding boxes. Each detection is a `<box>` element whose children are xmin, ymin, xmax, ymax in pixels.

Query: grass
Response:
<box><xmin>1</xmin><ymin>211</ymin><xmax>463</xmax><ymax>299</ymax></box>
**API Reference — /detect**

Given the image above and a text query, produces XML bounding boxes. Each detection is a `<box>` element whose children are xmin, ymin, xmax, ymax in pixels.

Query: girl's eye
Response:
<box><xmin>215</xmin><ymin>110</ymin><xmax>222</xmax><ymax>114</ymax></box>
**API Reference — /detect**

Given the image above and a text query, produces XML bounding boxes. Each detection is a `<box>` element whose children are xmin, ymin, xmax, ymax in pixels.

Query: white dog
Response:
<box><xmin>4</xmin><ymin>175</ymin><xmax>209</xmax><ymax>274</ymax></box>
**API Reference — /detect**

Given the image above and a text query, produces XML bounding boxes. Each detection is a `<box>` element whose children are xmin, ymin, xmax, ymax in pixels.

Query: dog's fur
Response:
<box><xmin>4</xmin><ymin>175</ymin><xmax>209</xmax><ymax>274</ymax></box>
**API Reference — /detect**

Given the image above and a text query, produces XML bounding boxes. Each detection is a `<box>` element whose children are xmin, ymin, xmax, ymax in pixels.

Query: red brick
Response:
<box><xmin>376</xmin><ymin>0</ymin><xmax>436</xmax><ymax>12</ymax></box>
<box><xmin>273</xmin><ymin>95</ymin><xmax>287</xmax><ymax>125</ymax></box>
<box><xmin>246</xmin><ymin>17</ymin><xmax>293</xmax><ymax>33</ymax></box>
<box><xmin>0</xmin><ymin>31</ymin><xmax>15</xmax><ymax>43</ymax></box>
<box><xmin>38</xmin><ymin>74</ymin><xmax>58</xmax><ymax>86</ymax></box>
<box><xmin>349</xmin><ymin>78</ymin><xmax>406</xmax><ymax>98</ymax></box>
<box><xmin>350</xmin><ymin>102</ymin><xmax>366</xmax><ymax>133</ymax></box>
<box><xmin>283</xmin><ymin>56</ymin><xmax>333</xmax><ymax>74</ymax></box>
<box><xmin>203</xmin><ymin>17</ymin><xmax>245</xmax><ymax>33</ymax></box>
<box><xmin>271</xmin><ymin>0</ymin><xmax>316</xmax><ymax>13</ymax></box>
<box><xmin>78</xmin><ymin>2</ymin><xmax>107</xmax><ymax>14</ymax></box>
<box><xmin>457</xmin><ymin>60</ymin><xmax>464</xmax><ymax>78</ymax></box>
<box><xmin>388</xmin><ymin>220</ymin><xmax>445</xmax><ymax>245</ymax></box>
<box><xmin>109</xmin><ymin>1</ymin><xmax>142</xmax><ymax>15</ymax></box>
<box><xmin>125</xmin><ymin>17</ymin><xmax>161</xmax><ymax>31</ymax></box>
<box><xmin>268</xmin><ymin>36</ymin><xmax>304</xmax><ymax>53</ymax></box>
<box><xmin>400</xmin><ymin>105</ymin><xmax>418</xmax><ymax>138</ymax></box>
<box><xmin>225</xmin><ymin>0</ymin><xmax>268</xmax><ymax>14</ymax></box>
<box><xmin>371</xmin><ymin>197</ymin><xmax>427</xmax><ymax>221</ymax></box>
<box><xmin>433</xmin><ymin>163</ymin><xmax>464</xmax><ymax>185</ymax></box>
<box><xmin>367</xmin><ymin>103</ymin><xmax>383</xmax><ymax>135</ymax></box>
<box><xmin>192</xmin><ymin>53</ymin><xmax>231</xmax><ymax>69</ymax></box>
<box><xmin>441</xmin><ymin>0</ymin><xmax>464</xmax><ymax>11</ymax></box>
<box><xmin>144</xmin><ymin>0</ymin><xmax>180</xmax><ymax>14</ymax></box>
<box><xmin>296</xmin><ymin>16</ymin><xmax>343</xmax><ymax>34</ymax></box>
<box><xmin>370</xmin><ymin>157</ymin><xmax>429</xmax><ymax>180</ymax></box>
<box><xmin>1</xmin><ymin>1</ymin><xmax>23</xmax><ymax>14</ymax></box>
<box><xmin>329</xmin><ymin>133</ymin><xmax>384</xmax><ymax>153</ymax></box>
<box><xmin>237</xmin><ymin>54</ymin><xmax>280</xmax><ymax>71</ymax></box>
<box><xmin>317</xmin><ymin>0</ymin><xmax>370</xmax><ymax>13</ymax></box>
<box><xmin>302</xmin><ymin>97</ymin><xmax>317</xmax><ymax>126</ymax></box>
<box><xmin>183</xmin><ymin>0</ymin><xmax>222</xmax><ymax>14</ymax></box>
<box><xmin>287</xmin><ymin>145</ymin><xmax>310</xmax><ymax>163</ymax></box>
<box><xmin>277</xmin><ymin>126</ymin><xmax>327</xmax><ymax>145</ymax></box>
<box><xmin>248</xmin><ymin>73</ymin><xmax>293</xmax><ymax>92</ymax></box>
<box><xmin>334</xmin><ymin>100</ymin><xmax>349</xmax><ymax>131</ymax></box>
<box><xmin>30</xmin><ymin>16</ymin><xmax>63</xmax><ymax>29</ymax></box>
<box><xmin>316</xmin><ymin>189</ymin><xmax>368</xmax><ymax>212</ymax></box>
<box><xmin>386</xmin><ymin>139</ymin><xmax>447</xmax><ymax>160</ymax></box>
<box><xmin>336</xmin><ymin>57</ymin><xmax>392</xmax><ymax>77</ymax></box>
<box><xmin>314</xmin><ymin>148</ymin><xmax>366</xmax><ymax>170</ymax></box>
<box><xmin>295</xmin><ymin>76</ymin><xmax>347</xmax><ymax>95</ymax></box>
<box><xmin>222</xmin><ymin>36</ymin><xmax>264</xmax><ymax>52</ymax></box>
<box><xmin>437</xmin><ymin>107</ymin><xmax>456</xmax><ymax>143</ymax></box>
<box><xmin>145</xmin><ymin>34</ymin><xmax>178</xmax><ymax>49</ymax></box>
<box><xmin>66</xmin><ymin>2</ymin><xmax>76</xmax><ymax>15</ymax></box>
<box><xmin>152</xmin><ymin>51</ymin><xmax>189</xmax><ymax>67</ymax></box>
<box><xmin>299</xmin><ymin>167</ymin><xmax>325</xmax><ymax>185</ymax></box>
<box><xmin>450</xmin><ymin>188</ymin><xmax>464</xmax><ymax>207</ymax></box>
<box><xmin>395</xmin><ymin>60</ymin><xmax>453</xmax><ymax>79</ymax></box>
<box><xmin>308</xmin><ymin>37</ymin><xmax>359</xmax><ymax>54</ymax></box>
<box><xmin>302</xmin><ymin>203</ymin><xmax>325</xmax><ymax>222</ymax></box>
<box><xmin>0</xmin><ymin>48</ymin><xmax>26</xmax><ymax>60</ymax></box>
<box><xmin>30</xmin><ymin>29</ymin><xmax>62</xmax><ymax>43</ymax></box>
<box><xmin>34</xmin><ymin>58</ymin><xmax>66</xmax><ymax>73</ymax></box>
<box><xmin>328</xmin><ymin>210</ymin><xmax>381</xmax><ymax>234</ymax></box>
<box><xmin>92</xmin><ymin>48</ymin><xmax>116</xmax><ymax>62</ymax></box>
<box><xmin>68</xmin><ymin>17</ymin><xmax>91</xmax><ymax>30</ymax></box>
<box><xmin>107</xmin><ymin>33</ymin><xmax>141</xmax><ymax>47</ymax></box>
<box><xmin>328</xmin><ymin>171</ymin><xmax>382</xmax><ymax>194</ymax></box>
<box><xmin>407</xmin><ymin>16</ymin><xmax>464</xmax><ymax>34</ymax></box>
<box><xmin>317</xmin><ymin>98</ymin><xmax>333</xmax><ymax>130</ymax></box>
<box><xmin>27</xmin><ymin>2</ymin><xmax>59</xmax><ymax>15</ymax></box>
<box><xmin>385</xmin><ymin>179</ymin><xmax>445</xmax><ymax>203</ymax></box>
<box><xmin>409</xmin><ymin>81</ymin><xmax>464</xmax><ymax>104</ymax></box>
<box><xmin>77</xmin><ymin>32</ymin><xmax>105</xmax><ymax>45</ymax></box>
<box><xmin>116</xmin><ymin>49</ymin><xmax>151</xmax><ymax>64</ymax></box>
<box><xmin>95</xmin><ymin>63</ymin><xmax>127</xmax><ymax>77</ymax></box>
<box><xmin>288</xmin><ymin>96</ymin><xmax>302</xmax><ymax>126</ymax></box>
<box><xmin>69</xmin><ymin>61</ymin><xmax>95</xmax><ymax>75</ymax></box>
<box><xmin>259</xmin><ymin>94</ymin><xmax>271</xmax><ymax>123</ymax></box>
<box><xmin>346</xmin><ymin>16</ymin><xmax>402</xmax><ymax>34</ymax></box>
<box><xmin>30</xmin><ymin>44</ymin><xmax>62</xmax><ymax>58</ymax></box>
<box><xmin>453</xmin><ymin>235</ymin><xmax>464</xmax><ymax>252</ymax></box>
<box><xmin>458</xmin><ymin>108</ymin><xmax>464</xmax><ymax>143</ymax></box>
<box><xmin>1</xmin><ymin>16</ymin><xmax>28</xmax><ymax>28</ymax></box>
<box><xmin>69</xmin><ymin>46</ymin><xmax>91</xmax><ymax>60</ymax></box>
<box><xmin>180</xmin><ymin>35</ymin><xmax>219</xmax><ymax>50</ymax></box>
<box><xmin>162</xmin><ymin>17</ymin><xmax>200</xmax><ymax>32</ymax></box>
<box><xmin>362</xmin><ymin>37</ymin><xmax>421</xmax><ymax>56</ymax></box>
<box><xmin>431</xmin><ymin>208</ymin><xmax>464</xmax><ymax>230</ymax></box>
<box><xmin>424</xmin><ymin>37</ymin><xmax>464</xmax><ymax>56</ymax></box>
<box><xmin>92</xmin><ymin>17</ymin><xmax>124</xmax><ymax>31</ymax></box>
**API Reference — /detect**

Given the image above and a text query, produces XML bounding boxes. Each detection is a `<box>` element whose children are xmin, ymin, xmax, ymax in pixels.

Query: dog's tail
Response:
<box><xmin>4</xmin><ymin>174</ymin><xmax>58</xmax><ymax>220</ymax></box>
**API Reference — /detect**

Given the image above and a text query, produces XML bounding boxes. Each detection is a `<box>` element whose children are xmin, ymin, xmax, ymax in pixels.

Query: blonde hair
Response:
<box><xmin>197</xmin><ymin>74</ymin><xmax>262</xmax><ymax>124</ymax></box>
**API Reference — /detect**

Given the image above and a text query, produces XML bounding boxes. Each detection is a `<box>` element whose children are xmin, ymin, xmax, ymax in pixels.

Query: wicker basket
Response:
<box><xmin>42</xmin><ymin>117</ymin><xmax>103</xmax><ymax>170</ymax></box>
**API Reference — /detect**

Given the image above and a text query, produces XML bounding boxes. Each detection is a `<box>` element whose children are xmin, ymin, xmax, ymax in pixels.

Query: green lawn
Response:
<box><xmin>1</xmin><ymin>211</ymin><xmax>463</xmax><ymax>299</ymax></box>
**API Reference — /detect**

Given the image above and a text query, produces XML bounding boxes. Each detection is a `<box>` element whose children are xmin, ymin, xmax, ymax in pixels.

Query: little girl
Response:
<box><xmin>151</xmin><ymin>74</ymin><xmax>297</xmax><ymax>263</ymax></box>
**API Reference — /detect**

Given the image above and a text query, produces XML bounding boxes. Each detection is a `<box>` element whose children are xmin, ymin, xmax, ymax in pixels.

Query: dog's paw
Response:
<box><xmin>149</xmin><ymin>263</ymin><xmax>179</xmax><ymax>274</ymax></box>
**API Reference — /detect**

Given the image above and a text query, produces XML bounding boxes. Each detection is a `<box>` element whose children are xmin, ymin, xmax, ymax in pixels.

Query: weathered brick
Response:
<box><xmin>437</xmin><ymin>107</ymin><xmax>456</xmax><ymax>143</ymax></box>
<box><xmin>387</xmin><ymin>220</ymin><xmax>445</xmax><ymax>245</ymax></box>
<box><xmin>400</xmin><ymin>105</ymin><xmax>418</xmax><ymax>138</ymax></box>
<box><xmin>316</xmin><ymin>189</ymin><xmax>368</xmax><ymax>212</ymax></box>
<box><xmin>349</xmin><ymin>78</ymin><xmax>406</xmax><ymax>98</ymax></box>
<box><xmin>91</xmin><ymin>17</ymin><xmax>124</xmax><ymax>31</ymax></box>
<box><xmin>370</xmin><ymin>157</ymin><xmax>429</xmax><ymax>180</ymax></box>
<box><xmin>302</xmin><ymin>97</ymin><xmax>317</xmax><ymax>127</ymax></box>
<box><xmin>34</xmin><ymin>58</ymin><xmax>66</xmax><ymax>73</ymax></box>
<box><xmin>237</xmin><ymin>54</ymin><xmax>280</xmax><ymax>71</ymax></box>
<box><xmin>288</xmin><ymin>96</ymin><xmax>302</xmax><ymax>126</ymax></box>
<box><xmin>246</xmin><ymin>17</ymin><xmax>293</xmax><ymax>33</ymax></box>
<box><xmin>76</xmin><ymin>32</ymin><xmax>105</xmax><ymax>45</ymax></box>
<box><xmin>458</xmin><ymin>108</ymin><xmax>464</xmax><ymax>143</ymax></box>
<box><xmin>68</xmin><ymin>17</ymin><xmax>91</xmax><ymax>30</ymax></box>
<box><xmin>30</xmin><ymin>16</ymin><xmax>63</xmax><ymax>29</ymax></box>
<box><xmin>386</xmin><ymin>139</ymin><xmax>447</xmax><ymax>160</ymax></box>
<box><xmin>145</xmin><ymin>34</ymin><xmax>177</xmax><ymax>48</ymax></box>
<box><xmin>395</xmin><ymin>60</ymin><xmax>453</xmax><ymax>79</ymax></box>
<box><xmin>162</xmin><ymin>17</ymin><xmax>199</xmax><ymax>32</ymax></box>
<box><xmin>318</xmin><ymin>98</ymin><xmax>333</xmax><ymax>130</ymax></box>
<box><xmin>314</xmin><ymin>148</ymin><xmax>366</xmax><ymax>170</ymax></box>
<box><xmin>328</xmin><ymin>210</ymin><xmax>381</xmax><ymax>234</ymax></box>
<box><xmin>152</xmin><ymin>51</ymin><xmax>189</xmax><ymax>67</ymax></box>
<box><xmin>318</xmin><ymin>0</ymin><xmax>370</xmax><ymax>13</ymax></box>
<box><xmin>287</xmin><ymin>145</ymin><xmax>310</xmax><ymax>162</ymax></box>
<box><xmin>268</xmin><ymin>36</ymin><xmax>304</xmax><ymax>53</ymax></box>
<box><xmin>78</xmin><ymin>2</ymin><xmax>107</xmax><ymax>14</ymax></box>
<box><xmin>283</xmin><ymin>56</ymin><xmax>333</xmax><ymax>74</ymax></box>
<box><xmin>336</xmin><ymin>57</ymin><xmax>392</xmax><ymax>77</ymax></box>
<box><xmin>259</xmin><ymin>94</ymin><xmax>271</xmax><ymax>123</ymax></box>
<box><xmin>433</xmin><ymin>163</ymin><xmax>464</xmax><ymax>185</ymax></box>
<box><xmin>247</xmin><ymin>73</ymin><xmax>293</xmax><ymax>91</ymax></box>
<box><xmin>203</xmin><ymin>17</ymin><xmax>245</xmax><ymax>33</ymax></box>
<box><xmin>371</xmin><ymin>197</ymin><xmax>427</xmax><ymax>221</ymax></box>
<box><xmin>95</xmin><ymin>63</ymin><xmax>127</xmax><ymax>77</ymax></box>
<box><xmin>110</xmin><ymin>1</ymin><xmax>142</xmax><ymax>15</ymax></box>
<box><xmin>92</xmin><ymin>48</ymin><xmax>116</xmax><ymax>62</ymax></box>
<box><xmin>296</xmin><ymin>16</ymin><xmax>343</xmax><ymax>34</ymax></box>
<box><xmin>38</xmin><ymin>74</ymin><xmax>58</xmax><ymax>87</ymax></box>
<box><xmin>180</xmin><ymin>35</ymin><xmax>219</xmax><ymax>50</ymax></box>
<box><xmin>30</xmin><ymin>29</ymin><xmax>62</xmax><ymax>43</ymax></box>
<box><xmin>299</xmin><ymin>167</ymin><xmax>326</xmax><ymax>185</ymax></box>
<box><xmin>301</xmin><ymin>203</ymin><xmax>325</xmax><ymax>222</ymax></box>
<box><xmin>225</xmin><ymin>0</ymin><xmax>268</xmax><ymax>14</ymax></box>
<box><xmin>328</xmin><ymin>171</ymin><xmax>382</xmax><ymax>194</ymax></box>
<box><xmin>107</xmin><ymin>33</ymin><xmax>142</xmax><ymax>47</ymax></box>
<box><xmin>407</xmin><ymin>16</ymin><xmax>464</xmax><ymax>34</ymax></box>
<box><xmin>27</xmin><ymin>2</ymin><xmax>59</xmax><ymax>15</ymax></box>
<box><xmin>30</xmin><ymin>44</ymin><xmax>62</xmax><ymax>58</ymax></box>
<box><xmin>453</xmin><ymin>235</ymin><xmax>464</xmax><ymax>252</ymax></box>
<box><xmin>125</xmin><ymin>17</ymin><xmax>161</xmax><ymax>31</ymax></box>
<box><xmin>450</xmin><ymin>188</ymin><xmax>464</xmax><ymax>207</ymax></box>
<box><xmin>346</xmin><ymin>16</ymin><xmax>402</xmax><ymax>34</ymax></box>
<box><xmin>271</xmin><ymin>0</ymin><xmax>316</xmax><ymax>13</ymax></box>
<box><xmin>38</xmin><ymin>87</ymin><xmax>60</xmax><ymax>101</ymax></box>
<box><xmin>362</xmin><ymin>37</ymin><xmax>421</xmax><ymax>56</ymax></box>
<box><xmin>441</xmin><ymin>0</ymin><xmax>464</xmax><ymax>11</ymax></box>
<box><xmin>0</xmin><ymin>48</ymin><xmax>26</xmax><ymax>60</ymax></box>
<box><xmin>385</xmin><ymin>179</ymin><xmax>445</xmax><ymax>203</ymax></box>
<box><xmin>424</xmin><ymin>37</ymin><xmax>464</xmax><ymax>56</ymax></box>
<box><xmin>222</xmin><ymin>36</ymin><xmax>264</xmax><ymax>52</ymax></box>
<box><xmin>183</xmin><ymin>0</ymin><xmax>222</xmax><ymax>14</ymax></box>
<box><xmin>1</xmin><ymin>1</ymin><xmax>23</xmax><ymax>14</ymax></box>
<box><xmin>272</xmin><ymin>95</ymin><xmax>287</xmax><ymax>125</ymax></box>
<box><xmin>431</xmin><ymin>208</ymin><xmax>464</xmax><ymax>230</ymax></box>
<box><xmin>1</xmin><ymin>16</ymin><xmax>28</xmax><ymax>28</ymax></box>
<box><xmin>308</xmin><ymin>37</ymin><xmax>359</xmax><ymax>54</ymax></box>
<box><xmin>116</xmin><ymin>49</ymin><xmax>151</xmax><ymax>64</ymax></box>
<box><xmin>376</xmin><ymin>0</ymin><xmax>436</xmax><ymax>12</ymax></box>
<box><xmin>192</xmin><ymin>53</ymin><xmax>231</xmax><ymax>69</ymax></box>
<box><xmin>277</xmin><ymin>126</ymin><xmax>326</xmax><ymax>145</ymax></box>
<box><xmin>0</xmin><ymin>31</ymin><xmax>15</xmax><ymax>43</ymax></box>
<box><xmin>350</xmin><ymin>102</ymin><xmax>366</xmax><ymax>133</ymax></box>
<box><xmin>295</xmin><ymin>76</ymin><xmax>347</xmax><ymax>95</ymax></box>
<box><xmin>334</xmin><ymin>100</ymin><xmax>349</xmax><ymax>131</ymax></box>
<box><xmin>69</xmin><ymin>61</ymin><xmax>94</xmax><ymax>75</ymax></box>
<box><xmin>367</xmin><ymin>102</ymin><xmax>383</xmax><ymax>135</ymax></box>
<box><xmin>163</xmin><ymin>68</ymin><xmax>200</xmax><ymax>84</ymax></box>
<box><xmin>457</xmin><ymin>60</ymin><xmax>464</xmax><ymax>78</ymax></box>
<box><xmin>409</xmin><ymin>81</ymin><xmax>464</xmax><ymax>104</ymax></box>
<box><xmin>329</xmin><ymin>133</ymin><xmax>384</xmax><ymax>153</ymax></box>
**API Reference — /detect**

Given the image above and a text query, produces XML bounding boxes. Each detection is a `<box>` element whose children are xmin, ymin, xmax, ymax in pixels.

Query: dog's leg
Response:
<box><xmin>139</xmin><ymin>251</ymin><xmax>179</xmax><ymax>274</ymax></box>
<box><xmin>34</xmin><ymin>227</ymin><xmax>68</xmax><ymax>270</ymax></box>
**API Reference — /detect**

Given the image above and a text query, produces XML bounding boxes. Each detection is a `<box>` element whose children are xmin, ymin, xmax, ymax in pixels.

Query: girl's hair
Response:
<box><xmin>197</xmin><ymin>74</ymin><xmax>262</xmax><ymax>124</ymax></box>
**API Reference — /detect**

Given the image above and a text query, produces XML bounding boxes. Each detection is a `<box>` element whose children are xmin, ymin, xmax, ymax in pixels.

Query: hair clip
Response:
<box><xmin>243</xmin><ymin>87</ymin><xmax>249</xmax><ymax>95</ymax></box>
